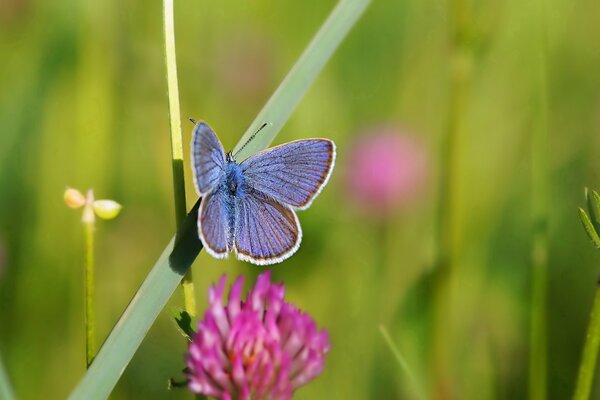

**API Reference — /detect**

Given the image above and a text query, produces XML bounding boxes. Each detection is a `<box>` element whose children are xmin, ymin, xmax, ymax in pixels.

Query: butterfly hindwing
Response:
<box><xmin>241</xmin><ymin>139</ymin><xmax>335</xmax><ymax>210</ymax></box>
<box><xmin>192</xmin><ymin>122</ymin><xmax>226</xmax><ymax>195</ymax></box>
<box><xmin>198</xmin><ymin>188</ymin><xmax>230</xmax><ymax>259</ymax></box>
<box><xmin>234</xmin><ymin>190</ymin><xmax>301</xmax><ymax>265</ymax></box>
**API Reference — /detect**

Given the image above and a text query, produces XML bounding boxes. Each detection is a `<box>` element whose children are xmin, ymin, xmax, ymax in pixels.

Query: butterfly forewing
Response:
<box><xmin>234</xmin><ymin>191</ymin><xmax>301</xmax><ymax>265</ymax></box>
<box><xmin>192</xmin><ymin>122</ymin><xmax>226</xmax><ymax>195</ymax></box>
<box><xmin>241</xmin><ymin>139</ymin><xmax>335</xmax><ymax>210</ymax></box>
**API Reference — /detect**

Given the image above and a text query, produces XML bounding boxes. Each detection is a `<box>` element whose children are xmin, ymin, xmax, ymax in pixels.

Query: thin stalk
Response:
<box><xmin>529</xmin><ymin>0</ymin><xmax>549</xmax><ymax>397</ymax></box>
<box><xmin>83</xmin><ymin>192</ymin><xmax>97</xmax><ymax>367</ymax></box>
<box><xmin>163</xmin><ymin>0</ymin><xmax>196</xmax><ymax>317</ymax></box>
<box><xmin>379</xmin><ymin>325</ymin><xmax>424</xmax><ymax>400</ymax></box>
<box><xmin>573</xmin><ymin>283</ymin><xmax>600</xmax><ymax>400</ymax></box>
<box><xmin>431</xmin><ymin>0</ymin><xmax>470</xmax><ymax>397</ymax></box>
<box><xmin>85</xmin><ymin>222</ymin><xmax>96</xmax><ymax>366</ymax></box>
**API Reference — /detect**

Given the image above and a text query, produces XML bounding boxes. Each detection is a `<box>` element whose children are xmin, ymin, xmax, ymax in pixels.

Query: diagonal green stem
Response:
<box><xmin>573</xmin><ymin>283</ymin><xmax>600</xmax><ymax>400</ymax></box>
<box><xmin>0</xmin><ymin>352</ymin><xmax>16</xmax><ymax>400</ymax></box>
<box><xmin>68</xmin><ymin>1</ymin><xmax>369</xmax><ymax>398</ymax></box>
<box><xmin>163</xmin><ymin>0</ymin><xmax>196</xmax><ymax>317</ymax></box>
<box><xmin>379</xmin><ymin>325</ymin><xmax>424</xmax><ymax>400</ymax></box>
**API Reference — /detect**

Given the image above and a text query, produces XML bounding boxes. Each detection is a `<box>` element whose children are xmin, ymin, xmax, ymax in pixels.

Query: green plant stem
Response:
<box><xmin>573</xmin><ymin>283</ymin><xmax>600</xmax><ymax>400</ymax></box>
<box><xmin>431</xmin><ymin>0</ymin><xmax>470</xmax><ymax>397</ymax></box>
<box><xmin>84</xmin><ymin>219</ymin><xmax>96</xmax><ymax>367</ymax></box>
<box><xmin>0</xmin><ymin>353</ymin><xmax>16</xmax><ymax>400</ymax></box>
<box><xmin>529</xmin><ymin>0</ymin><xmax>549</xmax><ymax>397</ymax></box>
<box><xmin>68</xmin><ymin>2</ymin><xmax>369</xmax><ymax>398</ymax></box>
<box><xmin>379</xmin><ymin>325</ymin><xmax>424</xmax><ymax>400</ymax></box>
<box><xmin>163</xmin><ymin>0</ymin><xmax>196</xmax><ymax>317</ymax></box>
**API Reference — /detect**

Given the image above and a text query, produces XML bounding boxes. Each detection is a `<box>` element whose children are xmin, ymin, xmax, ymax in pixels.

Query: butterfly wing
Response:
<box><xmin>240</xmin><ymin>139</ymin><xmax>335</xmax><ymax>210</ymax></box>
<box><xmin>234</xmin><ymin>190</ymin><xmax>301</xmax><ymax>265</ymax></box>
<box><xmin>191</xmin><ymin>122</ymin><xmax>226</xmax><ymax>195</ymax></box>
<box><xmin>198</xmin><ymin>188</ymin><xmax>231</xmax><ymax>259</ymax></box>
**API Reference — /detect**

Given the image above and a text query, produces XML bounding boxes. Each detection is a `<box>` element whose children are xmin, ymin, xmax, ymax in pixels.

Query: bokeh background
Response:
<box><xmin>2</xmin><ymin>0</ymin><xmax>600</xmax><ymax>398</ymax></box>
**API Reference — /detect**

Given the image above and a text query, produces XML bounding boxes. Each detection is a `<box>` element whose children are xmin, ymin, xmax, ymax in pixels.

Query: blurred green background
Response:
<box><xmin>2</xmin><ymin>0</ymin><xmax>600</xmax><ymax>398</ymax></box>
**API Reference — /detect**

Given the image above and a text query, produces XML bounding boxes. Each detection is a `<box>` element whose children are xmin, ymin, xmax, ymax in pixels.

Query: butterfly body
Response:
<box><xmin>192</xmin><ymin>121</ymin><xmax>335</xmax><ymax>265</ymax></box>
<box><xmin>216</xmin><ymin>158</ymin><xmax>247</xmax><ymax>249</ymax></box>
<box><xmin>222</xmin><ymin>158</ymin><xmax>245</xmax><ymax>197</ymax></box>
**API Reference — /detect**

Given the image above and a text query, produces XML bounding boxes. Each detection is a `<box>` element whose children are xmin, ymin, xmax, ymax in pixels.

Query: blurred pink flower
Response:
<box><xmin>186</xmin><ymin>271</ymin><xmax>330</xmax><ymax>400</ymax></box>
<box><xmin>346</xmin><ymin>126</ymin><xmax>428</xmax><ymax>214</ymax></box>
<box><xmin>0</xmin><ymin>0</ymin><xmax>29</xmax><ymax>26</ymax></box>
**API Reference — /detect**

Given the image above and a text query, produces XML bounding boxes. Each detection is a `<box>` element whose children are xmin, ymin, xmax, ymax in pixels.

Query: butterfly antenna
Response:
<box><xmin>233</xmin><ymin>122</ymin><xmax>269</xmax><ymax>158</ymax></box>
<box><xmin>188</xmin><ymin>117</ymin><xmax>197</xmax><ymax>124</ymax></box>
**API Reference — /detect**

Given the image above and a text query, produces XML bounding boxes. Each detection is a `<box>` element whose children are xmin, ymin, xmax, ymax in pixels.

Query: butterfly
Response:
<box><xmin>191</xmin><ymin>121</ymin><xmax>336</xmax><ymax>265</ymax></box>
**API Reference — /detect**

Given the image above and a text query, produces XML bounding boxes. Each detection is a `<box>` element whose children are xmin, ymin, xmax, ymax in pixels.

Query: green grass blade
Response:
<box><xmin>233</xmin><ymin>0</ymin><xmax>371</xmax><ymax>161</ymax></box>
<box><xmin>0</xmin><ymin>353</ymin><xmax>16</xmax><ymax>400</ymax></box>
<box><xmin>68</xmin><ymin>1</ymin><xmax>369</xmax><ymax>398</ymax></box>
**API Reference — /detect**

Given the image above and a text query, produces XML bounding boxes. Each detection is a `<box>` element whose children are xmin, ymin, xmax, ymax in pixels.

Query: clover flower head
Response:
<box><xmin>187</xmin><ymin>271</ymin><xmax>330</xmax><ymax>400</ymax></box>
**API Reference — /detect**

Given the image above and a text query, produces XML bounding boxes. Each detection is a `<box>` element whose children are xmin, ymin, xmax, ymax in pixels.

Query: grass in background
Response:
<box><xmin>1</xmin><ymin>0</ymin><xmax>600</xmax><ymax>399</ymax></box>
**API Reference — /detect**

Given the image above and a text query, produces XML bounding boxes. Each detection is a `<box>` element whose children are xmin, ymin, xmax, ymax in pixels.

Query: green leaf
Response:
<box><xmin>168</xmin><ymin>377</ymin><xmax>189</xmax><ymax>390</ymax></box>
<box><xmin>173</xmin><ymin>309</ymin><xmax>195</xmax><ymax>341</ymax></box>
<box><xmin>68</xmin><ymin>1</ymin><xmax>370</xmax><ymax>398</ymax></box>
<box><xmin>578</xmin><ymin>207</ymin><xmax>600</xmax><ymax>249</ymax></box>
<box><xmin>586</xmin><ymin>189</ymin><xmax>600</xmax><ymax>233</ymax></box>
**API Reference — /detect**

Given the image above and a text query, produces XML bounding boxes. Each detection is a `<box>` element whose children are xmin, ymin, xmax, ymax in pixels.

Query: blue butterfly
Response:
<box><xmin>191</xmin><ymin>121</ymin><xmax>336</xmax><ymax>265</ymax></box>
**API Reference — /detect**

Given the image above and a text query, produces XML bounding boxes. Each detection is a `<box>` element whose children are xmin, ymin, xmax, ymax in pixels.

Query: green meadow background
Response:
<box><xmin>1</xmin><ymin>0</ymin><xmax>600</xmax><ymax>398</ymax></box>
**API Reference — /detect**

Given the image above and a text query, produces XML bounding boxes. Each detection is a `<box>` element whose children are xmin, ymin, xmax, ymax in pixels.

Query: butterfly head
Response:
<box><xmin>226</xmin><ymin>151</ymin><xmax>236</xmax><ymax>163</ymax></box>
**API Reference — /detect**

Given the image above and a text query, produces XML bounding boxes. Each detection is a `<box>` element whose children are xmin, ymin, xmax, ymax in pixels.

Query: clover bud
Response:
<box><xmin>92</xmin><ymin>200</ymin><xmax>122</xmax><ymax>220</ymax></box>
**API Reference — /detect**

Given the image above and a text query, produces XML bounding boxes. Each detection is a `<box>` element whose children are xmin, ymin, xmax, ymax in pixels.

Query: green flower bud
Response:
<box><xmin>93</xmin><ymin>200</ymin><xmax>122</xmax><ymax>220</ymax></box>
